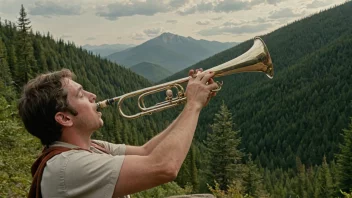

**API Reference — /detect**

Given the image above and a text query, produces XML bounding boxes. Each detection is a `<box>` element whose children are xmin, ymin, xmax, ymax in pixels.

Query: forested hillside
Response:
<box><xmin>1</xmin><ymin>2</ymin><xmax>352</xmax><ymax>198</ymax></box>
<box><xmin>130</xmin><ymin>61</ymin><xmax>172</xmax><ymax>82</ymax></box>
<box><xmin>164</xmin><ymin>1</ymin><xmax>352</xmax><ymax>169</ymax></box>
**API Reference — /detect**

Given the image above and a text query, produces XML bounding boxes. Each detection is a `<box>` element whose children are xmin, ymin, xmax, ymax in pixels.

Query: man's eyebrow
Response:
<box><xmin>76</xmin><ymin>86</ymin><xmax>83</xmax><ymax>97</ymax></box>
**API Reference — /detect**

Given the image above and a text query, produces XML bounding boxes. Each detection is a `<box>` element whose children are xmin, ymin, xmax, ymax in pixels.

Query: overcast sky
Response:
<box><xmin>0</xmin><ymin>0</ymin><xmax>347</xmax><ymax>46</ymax></box>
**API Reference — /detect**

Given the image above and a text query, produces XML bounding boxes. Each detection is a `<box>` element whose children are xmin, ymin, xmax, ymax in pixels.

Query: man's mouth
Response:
<box><xmin>96</xmin><ymin>104</ymin><xmax>101</xmax><ymax>112</ymax></box>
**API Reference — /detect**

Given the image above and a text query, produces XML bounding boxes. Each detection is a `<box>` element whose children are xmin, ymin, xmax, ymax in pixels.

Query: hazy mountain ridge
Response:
<box><xmin>82</xmin><ymin>43</ymin><xmax>135</xmax><ymax>57</ymax></box>
<box><xmin>107</xmin><ymin>32</ymin><xmax>237</xmax><ymax>73</ymax></box>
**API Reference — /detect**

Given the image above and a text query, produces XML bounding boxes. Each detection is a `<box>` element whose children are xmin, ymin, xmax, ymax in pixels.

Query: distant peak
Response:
<box><xmin>157</xmin><ymin>32</ymin><xmax>194</xmax><ymax>43</ymax></box>
<box><xmin>160</xmin><ymin>32</ymin><xmax>177</xmax><ymax>37</ymax></box>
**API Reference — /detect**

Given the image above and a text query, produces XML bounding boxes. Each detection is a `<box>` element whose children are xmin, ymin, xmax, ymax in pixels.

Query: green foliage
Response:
<box><xmin>132</xmin><ymin>182</ymin><xmax>192</xmax><ymax>198</ymax></box>
<box><xmin>0</xmin><ymin>37</ymin><xmax>16</xmax><ymax>100</ymax></box>
<box><xmin>341</xmin><ymin>190</ymin><xmax>352</xmax><ymax>198</ymax></box>
<box><xmin>336</xmin><ymin>118</ymin><xmax>352</xmax><ymax>193</ymax></box>
<box><xmin>242</xmin><ymin>155</ymin><xmax>269</xmax><ymax>197</ymax></box>
<box><xmin>15</xmin><ymin>5</ymin><xmax>36</xmax><ymax>86</ymax></box>
<box><xmin>0</xmin><ymin>96</ymin><xmax>42</xmax><ymax>197</ymax></box>
<box><xmin>317</xmin><ymin>156</ymin><xmax>334</xmax><ymax>198</ymax></box>
<box><xmin>262</xmin><ymin>158</ymin><xmax>340</xmax><ymax>198</ymax></box>
<box><xmin>205</xmin><ymin>102</ymin><xmax>244</xmax><ymax>190</ymax></box>
<box><xmin>130</xmin><ymin>62</ymin><xmax>172</xmax><ymax>83</ymax></box>
<box><xmin>208</xmin><ymin>180</ymin><xmax>252</xmax><ymax>198</ymax></box>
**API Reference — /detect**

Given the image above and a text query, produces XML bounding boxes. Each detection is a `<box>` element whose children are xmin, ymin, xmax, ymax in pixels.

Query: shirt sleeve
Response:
<box><xmin>92</xmin><ymin>140</ymin><xmax>126</xmax><ymax>156</ymax></box>
<box><xmin>63</xmin><ymin>150</ymin><xmax>125</xmax><ymax>198</ymax></box>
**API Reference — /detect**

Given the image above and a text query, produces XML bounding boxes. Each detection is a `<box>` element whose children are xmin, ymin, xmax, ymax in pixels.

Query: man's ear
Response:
<box><xmin>55</xmin><ymin>112</ymin><xmax>73</xmax><ymax>127</ymax></box>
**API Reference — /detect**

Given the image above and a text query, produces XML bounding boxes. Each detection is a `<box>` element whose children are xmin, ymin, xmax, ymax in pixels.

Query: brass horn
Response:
<box><xmin>96</xmin><ymin>37</ymin><xmax>273</xmax><ymax>119</ymax></box>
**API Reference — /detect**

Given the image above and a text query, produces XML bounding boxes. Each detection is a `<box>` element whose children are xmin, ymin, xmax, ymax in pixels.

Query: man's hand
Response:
<box><xmin>185</xmin><ymin>68</ymin><xmax>219</xmax><ymax>110</ymax></box>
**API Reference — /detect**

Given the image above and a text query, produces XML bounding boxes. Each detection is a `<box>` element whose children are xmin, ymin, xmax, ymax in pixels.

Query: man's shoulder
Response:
<box><xmin>45</xmin><ymin>147</ymin><xmax>124</xmax><ymax>174</ymax></box>
<box><xmin>44</xmin><ymin>149</ymin><xmax>90</xmax><ymax>172</ymax></box>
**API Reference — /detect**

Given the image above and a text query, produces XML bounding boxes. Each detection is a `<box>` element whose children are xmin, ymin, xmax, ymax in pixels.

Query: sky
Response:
<box><xmin>0</xmin><ymin>0</ymin><xmax>347</xmax><ymax>46</ymax></box>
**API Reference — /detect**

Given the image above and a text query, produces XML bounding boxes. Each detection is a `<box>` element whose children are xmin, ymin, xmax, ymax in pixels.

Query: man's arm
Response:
<box><xmin>124</xmin><ymin>115</ymin><xmax>180</xmax><ymax>156</ymax></box>
<box><xmin>124</xmin><ymin>69</ymin><xmax>215</xmax><ymax>156</ymax></box>
<box><xmin>112</xmin><ymin>71</ymin><xmax>218</xmax><ymax>197</ymax></box>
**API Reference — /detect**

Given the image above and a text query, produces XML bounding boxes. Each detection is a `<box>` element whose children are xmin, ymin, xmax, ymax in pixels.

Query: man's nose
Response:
<box><xmin>89</xmin><ymin>92</ymin><xmax>96</xmax><ymax>102</ymax></box>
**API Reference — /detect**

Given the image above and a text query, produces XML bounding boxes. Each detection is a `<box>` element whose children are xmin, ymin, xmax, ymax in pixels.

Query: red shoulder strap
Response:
<box><xmin>91</xmin><ymin>142</ymin><xmax>109</xmax><ymax>154</ymax></box>
<box><xmin>28</xmin><ymin>147</ymin><xmax>72</xmax><ymax>198</ymax></box>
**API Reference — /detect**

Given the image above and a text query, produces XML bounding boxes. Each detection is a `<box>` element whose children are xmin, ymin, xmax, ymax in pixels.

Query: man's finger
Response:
<box><xmin>207</xmin><ymin>78</ymin><xmax>215</xmax><ymax>85</ymax></box>
<box><xmin>201</xmin><ymin>72</ymin><xmax>215</xmax><ymax>84</ymax></box>
<box><xmin>207</xmin><ymin>82</ymin><xmax>219</xmax><ymax>90</ymax></box>
<box><xmin>195</xmin><ymin>70</ymin><xmax>206</xmax><ymax>81</ymax></box>
<box><xmin>189</xmin><ymin>69</ymin><xmax>195</xmax><ymax>76</ymax></box>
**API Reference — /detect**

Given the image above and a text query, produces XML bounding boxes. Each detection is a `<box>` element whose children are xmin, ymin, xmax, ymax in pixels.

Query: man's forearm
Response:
<box><xmin>150</xmin><ymin>103</ymin><xmax>201</xmax><ymax>171</ymax></box>
<box><xmin>142</xmin><ymin>113</ymin><xmax>181</xmax><ymax>154</ymax></box>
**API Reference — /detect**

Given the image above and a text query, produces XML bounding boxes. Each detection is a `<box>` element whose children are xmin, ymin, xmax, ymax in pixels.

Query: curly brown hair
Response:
<box><xmin>18</xmin><ymin>69</ymin><xmax>78</xmax><ymax>146</ymax></box>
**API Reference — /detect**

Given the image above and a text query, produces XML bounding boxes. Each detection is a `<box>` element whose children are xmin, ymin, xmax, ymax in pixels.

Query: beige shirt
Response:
<box><xmin>41</xmin><ymin>140</ymin><xmax>128</xmax><ymax>198</ymax></box>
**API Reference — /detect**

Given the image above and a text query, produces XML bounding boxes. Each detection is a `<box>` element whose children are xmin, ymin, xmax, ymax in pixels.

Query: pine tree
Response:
<box><xmin>189</xmin><ymin>144</ymin><xmax>199</xmax><ymax>192</ymax></box>
<box><xmin>0</xmin><ymin>37</ymin><xmax>15</xmax><ymax>100</ymax></box>
<box><xmin>16</xmin><ymin>4</ymin><xmax>36</xmax><ymax>86</ymax></box>
<box><xmin>243</xmin><ymin>154</ymin><xmax>268</xmax><ymax>197</ymax></box>
<box><xmin>205</xmin><ymin>101</ymin><xmax>244</xmax><ymax>191</ymax></box>
<box><xmin>295</xmin><ymin>157</ymin><xmax>308</xmax><ymax>198</ymax></box>
<box><xmin>336</xmin><ymin>118</ymin><xmax>352</xmax><ymax>194</ymax></box>
<box><xmin>316</xmin><ymin>156</ymin><xmax>334</xmax><ymax>198</ymax></box>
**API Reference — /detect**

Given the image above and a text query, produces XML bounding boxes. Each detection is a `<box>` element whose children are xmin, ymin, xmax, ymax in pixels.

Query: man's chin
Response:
<box><xmin>99</xmin><ymin>120</ymin><xmax>104</xmax><ymax>127</ymax></box>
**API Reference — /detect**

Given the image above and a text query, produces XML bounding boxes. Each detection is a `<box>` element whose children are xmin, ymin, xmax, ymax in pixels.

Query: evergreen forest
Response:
<box><xmin>1</xmin><ymin>2</ymin><xmax>352</xmax><ymax>198</ymax></box>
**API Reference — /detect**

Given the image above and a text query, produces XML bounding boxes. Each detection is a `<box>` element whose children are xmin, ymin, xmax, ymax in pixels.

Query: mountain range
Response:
<box><xmin>106</xmin><ymin>32</ymin><xmax>237</xmax><ymax>73</ymax></box>
<box><xmin>82</xmin><ymin>43</ymin><xmax>135</xmax><ymax>57</ymax></box>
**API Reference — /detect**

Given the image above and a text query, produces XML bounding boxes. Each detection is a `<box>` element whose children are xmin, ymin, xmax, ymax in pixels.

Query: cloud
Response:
<box><xmin>253</xmin><ymin>17</ymin><xmax>267</xmax><ymax>23</ymax></box>
<box><xmin>29</xmin><ymin>1</ymin><xmax>82</xmax><ymax>17</ymax></box>
<box><xmin>169</xmin><ymin>0</ymin><xmax>190</xmax><ymax>8</ymax></box>
<box><xmin>96</xmin><ymin>0</ymin><xmax>282</xmax><ymax>19</ymax></box>
<box><xmin>222</xmin><ymin>17</ymin><xmax>269</xmax><ymax>27</ymax></box>
<box><xmin>60</xmin><ymin>34</ymin><xmax>72</xmax><ymax>38</ymax></box>
<box><xmin>177</xmin><ymin>0</ymin><xmax>264</xmax><ymax>15</ymax></box>
<box><xmin>213</xmin><ymin>1</ymin><xmax>251</xmax><ymax>12</ymax></box>
<box><xmin>96</xmin><ymin>0</ymin><xmax>175</xmax><ymax>20</ymax></box>
<box><xmin>306</xmin><ymin>0</ymin><xmax>331</xmax><ymax>9</ymax></box>
<box><xmin>130</xmin><ymin>32</ymin><xmax>146</xmax><ymax>41</ymax></box>
<box><xmin>223</xmin><ymin>20</ymin><xmax>245</xmax><ymax>26</ymax></box>
<box><xmin>211</xmin><ymin>16</ymin><xmax>223</xmax><ymax>21</ymax></box>
<box><xmin>265</xmin><ymin>0</ymin><xmax>286</xmax><ymax>5</ymax></box>
<box><xmin>268</xmin><ymin>8</ymin><xmax>300</xmax><ymax>19</ymax></box>
<box><xmin>0</xmin><ymin>0</ymin><xmax>27</xmax><ymax>14</ymax></box>
<box><xmin>196</xmin><ymin>20</ymin><xmax>210</xmax><ymax>25</ymax></box>
<box><xmin>143</xmin><ymin>27</ymin><xmax>164</xmax><ymax>37</ymax></box>
<box><xmin>166</xmin><ymin>19</ymin><xmax>178</xmax><ymax>24</ymax></box>
<box><xmin>198</xmin><ymin>23</ymin><xmax>272</xmax><ymax>36</ymax></box>
<box><xmin>86</xmin><ymin>37</ymin><xmax>96</xmax><ymax>41</ymax></box>
<box><xmin>177</xmin><ymin>6</ymin><xmax>197</xmax><ymax>15</ymax></box>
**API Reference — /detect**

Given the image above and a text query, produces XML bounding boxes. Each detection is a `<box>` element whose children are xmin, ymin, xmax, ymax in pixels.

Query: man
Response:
<box><xmin>18</xmin><ymin>68</ymin><xmax>218</xmax><ymax>198</ymax></box>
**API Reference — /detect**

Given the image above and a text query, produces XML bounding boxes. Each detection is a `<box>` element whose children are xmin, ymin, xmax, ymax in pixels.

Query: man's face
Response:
<box><xmin>63</xmin><ymin>78</ymin><xmax>104</xmax><ymax>133</ymax></box>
